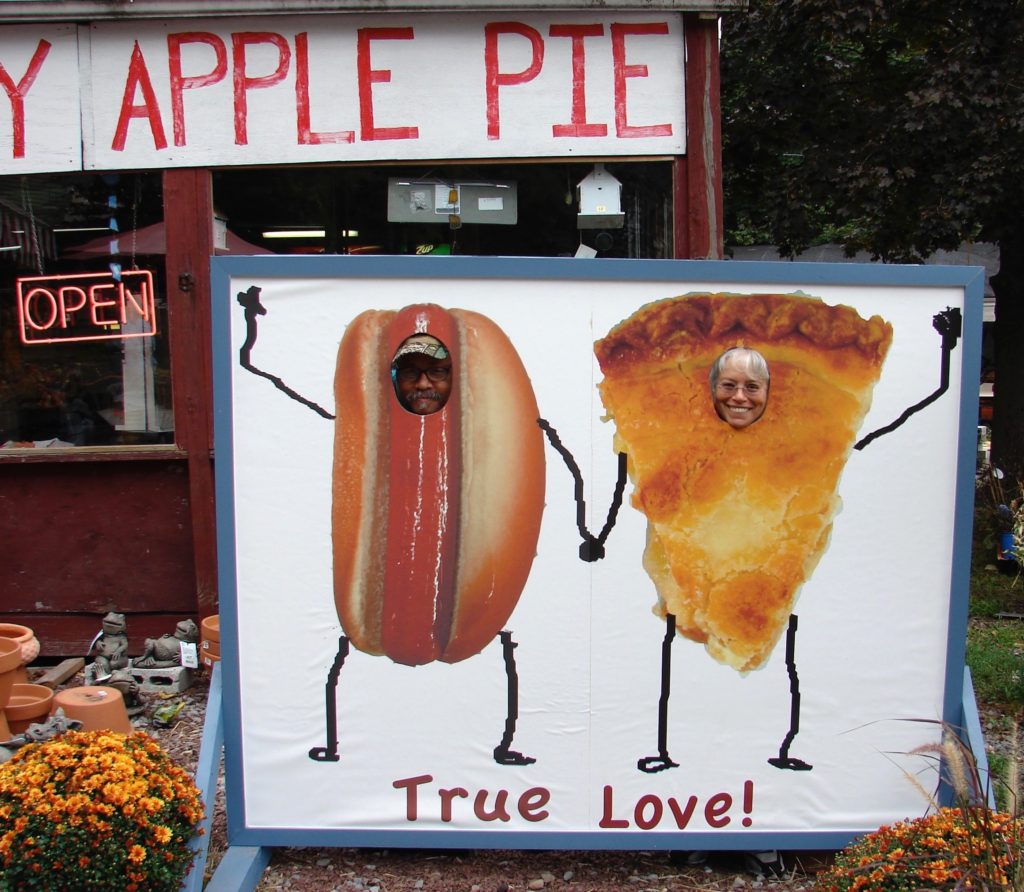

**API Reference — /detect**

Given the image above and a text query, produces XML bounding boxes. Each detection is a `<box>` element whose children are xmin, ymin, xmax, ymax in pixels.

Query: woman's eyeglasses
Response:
<box><xmin>714</xmin><ymin>379</ymin><xmax>764</xmax><ymax>396</ymax></box>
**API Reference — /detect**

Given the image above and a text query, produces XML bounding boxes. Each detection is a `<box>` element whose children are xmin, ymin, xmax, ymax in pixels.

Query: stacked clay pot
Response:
<box><xmin>6</xmin><ymin>683</ymin><xmax>54</xmax><ymax>734</ymax></box>
<box><xmin>0</xmin><ymin>623</ymin><xmax>40</xmax><ymax>685</ymax></box>
<box><xmin>200</xmin><ymin>615</ymin><xmax>220</xmax><ymax>669</ymax></box>
<box><xmin>0</xmin><ymin>636</ymin><xmax>22</xmax><ymax>740</ymax></box>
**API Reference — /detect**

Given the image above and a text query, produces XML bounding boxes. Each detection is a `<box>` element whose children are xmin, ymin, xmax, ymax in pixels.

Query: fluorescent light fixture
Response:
<box><xmin>263</xmin><ymin>229</ymin><xmax>326</xmax><ymax>239</ymax></box>
<box><xmin>262</xmin><ymin>229</ymin><xmax>360</xmax><ymax>239</ymax></box>
<box><xmin>55</xmin><ymin>227</ymin><xmax>112</xmax><ymax>234</ymax></box>
<box><xmin>396</xmin><ymin>180</ymin><xmax>510</xmax><ymax>189</ymax></box>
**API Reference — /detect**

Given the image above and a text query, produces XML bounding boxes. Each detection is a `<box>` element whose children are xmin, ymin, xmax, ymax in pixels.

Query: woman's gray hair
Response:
<box><xmin>709</xmin><ymin>347</ymin><xmax>770</xmax><ymax>390</ymax></box>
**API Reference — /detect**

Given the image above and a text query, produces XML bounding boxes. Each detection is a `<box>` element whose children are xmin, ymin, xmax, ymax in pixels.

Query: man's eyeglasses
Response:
<box><xmin>395</xmin><ymin>366</ymin><xmax>451</xmax><ymax>384</ymax></box>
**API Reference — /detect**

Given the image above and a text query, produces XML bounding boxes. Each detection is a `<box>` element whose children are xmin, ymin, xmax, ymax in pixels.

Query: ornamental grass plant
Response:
<box><xmin>0</xmin><ymin>729</ymin><xmax>204</xmax><ymax>892</ymax></box>
<box><xmin>818</xmin><ymin>724</ymin><xmax>1024</xmax><ymax>891</ymax></box>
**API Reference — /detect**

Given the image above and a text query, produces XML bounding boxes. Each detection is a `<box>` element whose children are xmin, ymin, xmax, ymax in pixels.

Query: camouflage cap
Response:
<box><xmin>392</xmin><ymin>334</ymin><xmax>450</xmax><ymax>364</ymax></box>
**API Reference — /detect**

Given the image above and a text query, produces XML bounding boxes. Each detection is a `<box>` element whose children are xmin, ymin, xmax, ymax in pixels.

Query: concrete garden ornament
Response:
<box><xmin>87</xmin><ymin>611</ymin><xmax>129</xmax><ymax>682</ymax></box>
<box><xmin>134</xmin><ymin>619</ymin><xmax>200</xmax><ymax>669</ymax></box>
<box><xmin>0</xmin><ymin>709</ymin><xmax>83</xmax><ymax>764</ymax></box>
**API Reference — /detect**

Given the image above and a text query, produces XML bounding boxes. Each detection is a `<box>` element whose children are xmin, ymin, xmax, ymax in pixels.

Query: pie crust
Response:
<box><xmin>596</xmin><ymin>292</ymin><xmax>893</xmax><ymax>672</ymax></box>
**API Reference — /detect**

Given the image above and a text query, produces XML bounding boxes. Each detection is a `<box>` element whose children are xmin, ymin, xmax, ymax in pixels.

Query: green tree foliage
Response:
<box><xmin>720</xmin><ymin>0</ymin><xmax>1024</xmax><ymax>471</ymax></box>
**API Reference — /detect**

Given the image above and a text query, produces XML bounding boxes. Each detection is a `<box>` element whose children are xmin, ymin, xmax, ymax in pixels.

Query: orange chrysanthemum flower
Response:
<box><xmin>818</xmin><ymin>807</ymin><xmax>1024</xmax><ymax>892</ymax></box>
<box><xmin>0</xmin><ymin>729</ymin><xmax>204</xmax><ymax>892</ymax></box>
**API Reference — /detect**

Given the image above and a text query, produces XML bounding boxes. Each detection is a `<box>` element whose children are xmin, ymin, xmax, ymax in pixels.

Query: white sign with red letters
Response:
<box><xmin>0</xmin><ymin>24</ymin><xmax>81</xmax><ymax>174</ymax></box>
<box><xmin>0</xmin><ymin>13</ymin><xmax>685</xmax><ymax>173</ymax></box>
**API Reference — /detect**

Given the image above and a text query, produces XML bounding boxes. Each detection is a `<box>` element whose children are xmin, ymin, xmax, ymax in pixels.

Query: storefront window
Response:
<box><xmin>0</xmin><ymin>172</ymin><xmax>172</xmax><ymax>448</ymax></box>
<box><xmin>213</xmin><ymin>161</ymin><xmax>673</xmax><ymax>260</ymax></box>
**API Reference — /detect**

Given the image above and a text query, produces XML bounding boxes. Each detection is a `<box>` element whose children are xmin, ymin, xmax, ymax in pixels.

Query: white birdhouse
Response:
<box><xmin>577</xmin><ymin>163</ymin><xmax>625</xmax><ymax>230</ymax></box>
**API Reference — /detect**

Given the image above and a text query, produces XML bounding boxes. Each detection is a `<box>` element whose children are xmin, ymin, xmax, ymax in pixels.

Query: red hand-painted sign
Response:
<box><xmin>0</xmin><ymin>14</ymin><xmax>686</xmax><ymax>173</ymax></box>
<box><xmin>16</xmin><ymin>269</ymin><xmax>157</xmax><ymax>345</ymax></box>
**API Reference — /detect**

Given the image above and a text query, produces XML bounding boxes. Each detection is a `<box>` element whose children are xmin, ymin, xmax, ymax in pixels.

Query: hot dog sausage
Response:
<box><xmin>332</xmin><ymin>304</ymin><xmax>545</xmax><ymax>666</ymax></box>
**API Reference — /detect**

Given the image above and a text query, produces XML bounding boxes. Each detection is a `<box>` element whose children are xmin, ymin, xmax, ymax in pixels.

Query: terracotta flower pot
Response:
<box><xmin>200</xmin><ymin>614</ymin><xmax>220</xmax><ymax>645</ymax></box>
<box><xmin>0</xmin><ymin>637</ymin><xmax>21</xmax><ymax>740</ymax></box>
<box><xmin>200</xmin><ymin>615</ymin><xmax>221</xmax><ymax>671</ymax></box>
<box><xmin>201</xmin><ymin>650</ymin><xmax>221</xmax><ymax>670</ymax></box>
<box><xmin>0</xmin><ymin>637</ymin><xmax>21</xmax><ymax>703</ymax></box>
<box><xmin>0</xmin><ymin>623</ymin><xmax>40</xmax><ymax>664</ymax></box>
<box><xmin>0</xmin><ymin>623</ymin><xmax>40</xmax><ymax>685</ymax></box>
<box><xmin>6</xmin><ymin>683</ymin><xmax>55</xmax><ymax>734</ymax></box>
<box><xmin>51</xmin><ymin>685</ymin><xmax>133</xmax><ymax>735</ymax></box>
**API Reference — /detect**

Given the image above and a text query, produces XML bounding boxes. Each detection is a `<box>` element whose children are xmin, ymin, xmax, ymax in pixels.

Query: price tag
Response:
<box><xmin>180</xmin><ymin>640</ymin><xmax>199</xmax><ymax>669</ymax></box>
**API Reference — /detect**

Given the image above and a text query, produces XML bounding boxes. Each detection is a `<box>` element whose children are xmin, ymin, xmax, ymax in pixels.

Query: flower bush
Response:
<box><xmin>817</xmin><ymin>806</ymin><xmax>1024</xmax><ymax>892</ymax></box>
<box><xmin>0</xmin><ymin>729</ymin><xmax>204</xmax><ymax>891</ymax></box>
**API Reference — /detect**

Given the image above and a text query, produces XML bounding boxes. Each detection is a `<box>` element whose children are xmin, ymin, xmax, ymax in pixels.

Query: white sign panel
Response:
<box><xmin>0</xmin><ymin>25</ymin><xmax>81</xmax><ymax>172</ymax></box>
<box><xmin>81</xmin><ymin>13</ymin><xmax>684</xmax><ymax>170</ymax></box>
<box><xmin>211</xmin><ymin>256</ymin><xmax>982</xmax><ymax>850</ymax></box>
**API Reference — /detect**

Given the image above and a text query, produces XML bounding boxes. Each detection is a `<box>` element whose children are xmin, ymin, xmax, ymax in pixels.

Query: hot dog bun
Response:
<box><xmin>332</xmin><ymin>304</ymin><xmax>545</xmax><ymax>666</ymax></box>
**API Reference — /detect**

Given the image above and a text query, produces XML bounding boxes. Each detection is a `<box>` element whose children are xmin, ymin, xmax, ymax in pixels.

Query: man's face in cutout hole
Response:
<box><xmin>392</xmin><ymin>334</ymin><xmax>452</xmax><ymax>415</ymax></box>
<box><xmin>710</xmin><ymin>348</ymin><xmax>769</xmax><ymax>430</ymax></box>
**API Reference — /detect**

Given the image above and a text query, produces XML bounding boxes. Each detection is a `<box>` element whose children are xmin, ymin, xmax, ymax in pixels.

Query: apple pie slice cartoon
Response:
<box><xmin>595</xmin><ymin>292</ymin><xmax>893</xmax><ymax>673</ymax></box>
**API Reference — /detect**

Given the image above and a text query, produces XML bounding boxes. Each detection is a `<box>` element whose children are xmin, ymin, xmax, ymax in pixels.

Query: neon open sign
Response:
<box><xmin>16</xmin><ymin>270</ymin><xmax>157</xmax><ymax>345</ymax></box>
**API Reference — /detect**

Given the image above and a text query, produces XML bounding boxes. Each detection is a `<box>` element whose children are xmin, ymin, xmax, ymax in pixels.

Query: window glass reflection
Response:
<box><xmin>0</xmin><ymin>172</ymin><xmax>172</xmax><ymax>448</ymax></box>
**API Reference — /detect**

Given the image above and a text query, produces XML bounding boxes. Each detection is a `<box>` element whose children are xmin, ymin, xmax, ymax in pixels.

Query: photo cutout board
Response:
<box><xmin>211</xmin><ymin>255</ymin><xmax>984</xmax><ymax>851</ymax></box>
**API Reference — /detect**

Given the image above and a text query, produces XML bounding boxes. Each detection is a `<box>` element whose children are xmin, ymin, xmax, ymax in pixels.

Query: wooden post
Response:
<box><xmin>678</xmin><ymin>12</ymin><xmax>724</xmax><ymax>259</ymax></box>
<box><xmin>163</xmin><ymin>168</ymin><xmax>218</xmax><ymax>618</ymax></box>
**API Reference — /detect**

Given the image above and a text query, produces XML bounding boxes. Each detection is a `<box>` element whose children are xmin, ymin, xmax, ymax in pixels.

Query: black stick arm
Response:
<box><xmin>237</xmin><ymin>285</ymin><xmax>336</xmax><ymax>420</ymax></box>
<box><xmin>855</xmin><ymin>307</ymin><xmax>962</xmax><ymax>450</ymax></box>
<box><xmin>537</xmin><ymin>418</ymin><xmax>628</xmax><ymax>561</ymax></box>
<box><xmin>540</xmin><ymin>417</ymin><xmax>626</xmax><ymax>557</ymax></box>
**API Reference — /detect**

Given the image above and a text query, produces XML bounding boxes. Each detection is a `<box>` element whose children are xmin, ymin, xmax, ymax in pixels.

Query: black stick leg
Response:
<box><xmin>768</xmin><ymin>615</ymin><xmax>812</xmax><ymax>771</ymax></box>
<box><xmin>638</xmin><ymin>612</ymin><xmax>679</xmax><ymax>773</ymax></box>
<box><xmin>493</xmin><ymin>630</ymin><xmax>536</xmax><ymax>766</ymax></box>
<box><xmin>309</xmin><ymin>636</ymin><xmax>349</xmax><ymax>762</ymax></box>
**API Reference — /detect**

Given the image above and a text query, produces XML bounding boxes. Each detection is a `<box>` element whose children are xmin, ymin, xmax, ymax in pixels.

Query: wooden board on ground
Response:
<box><xmin>30</xmin><ymin>658</ymin><xmax>85</xmax><ymax>688</ymax></box>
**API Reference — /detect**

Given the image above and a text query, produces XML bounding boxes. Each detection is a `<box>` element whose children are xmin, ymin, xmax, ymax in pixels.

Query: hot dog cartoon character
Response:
<box><xmin>332</xmin><ymin>304</ymin><xmax>546</xmax><ymax>667</ymax></box>
<box><xmin>237</xmin><ymin>291</ymin><xmax>545</xmax><ymax>764</ymax></box>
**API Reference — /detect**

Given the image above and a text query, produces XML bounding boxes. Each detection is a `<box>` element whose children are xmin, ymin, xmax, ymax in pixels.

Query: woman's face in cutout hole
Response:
<box><xmin>711</xmin><ymin>350</ymin><xmax>769</xmax><ymax>429</ymax></box>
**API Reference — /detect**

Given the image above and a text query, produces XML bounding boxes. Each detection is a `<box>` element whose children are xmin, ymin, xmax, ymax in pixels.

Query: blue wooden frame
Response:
<box><xmin>205</xmin><ymin>255</ymin><xmax>985</xmax><ymax>875</ymax></box>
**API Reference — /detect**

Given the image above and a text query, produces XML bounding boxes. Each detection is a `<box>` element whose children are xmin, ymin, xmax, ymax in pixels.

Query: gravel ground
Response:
<box><xmin>101</xmin><ymin>665</ymin><xmax>1013</xmax><ymax>892</ymax></box>
<box><xmin>246</xmin><ymin>847</ymin><xmax>828</xmax><ymax>892</ymax></box>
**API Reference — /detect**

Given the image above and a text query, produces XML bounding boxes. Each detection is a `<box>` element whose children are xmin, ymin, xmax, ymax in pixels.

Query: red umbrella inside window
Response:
<box><xmin>63</xmin><ymin>220</ymin><xmax>273</xmax><ymax>259</ymax></box>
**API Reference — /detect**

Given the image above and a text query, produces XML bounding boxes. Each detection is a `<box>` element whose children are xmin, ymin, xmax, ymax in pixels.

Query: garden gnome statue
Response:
<box><xmin>134</xmin><ymin>619</ymin><xmax>199</xmax><ymax>668</ymax></box>
<box><xmin>89</xmin><ymin>612</ymin><xmax>130</xmax><ymax>683</ymax></box>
